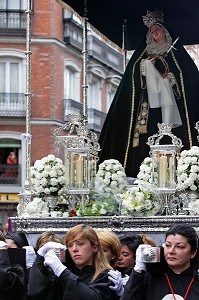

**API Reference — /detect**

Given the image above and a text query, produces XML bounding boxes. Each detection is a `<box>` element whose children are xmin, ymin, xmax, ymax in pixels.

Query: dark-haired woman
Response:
<box><xmin>121</xmin><ymin>224</ymin><xmax>199</xmax><ymax>299</ymax></box>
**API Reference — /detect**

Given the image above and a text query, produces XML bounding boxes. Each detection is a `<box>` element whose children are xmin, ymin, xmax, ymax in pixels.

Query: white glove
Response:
<box><xmin>134</xmin><ymin>244</ymin><xmax>151</xmax><ymax>272</ymax></box>
<box><xmin>122</xmin><ymin>274</ymin><xmax>129</xmax><ymax>286</ymax></box>
<box><xmin>37</xmin><ymin>241</ymin><xmax>66</xmax><ymax>257</ymax></box>
<box><xmin>108</xmin><ymin>270</ymin><xmax>124</xmax><ymax>296</ymax></box>
<box><xmin>44</xmin><ymin>250</ymin><xmax>66</xmax><ymax>277</ymax></box>
<box><xmin>23</xmin><ymin>246</ymin><xmax>36</xmax><ymax>268</ymax></box>
<box><xmin>0</xmin><ymin>241</ymin><xmax>8</xmax><ymax>250</ymax></box>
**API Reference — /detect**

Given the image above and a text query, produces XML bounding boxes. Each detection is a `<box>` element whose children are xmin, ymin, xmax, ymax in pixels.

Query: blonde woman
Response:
<box><xmin>96</xmin><ymin>230</ymin><xmax>121</xmax><ymax>269</ymax></box>
<box><xmin>28</xmin><ymin>224</ymin><xmax>119</xmax><ymax>300</ymax></box>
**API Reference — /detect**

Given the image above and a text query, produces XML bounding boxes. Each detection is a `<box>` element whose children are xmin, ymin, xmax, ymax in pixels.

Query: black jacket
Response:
<box><xmin>121</xmin><ymin>266</ymin><xmax>199</xmax><ymax>300</ymax></box>
<box><xmin>28</xmin><ymin>254</ymin><xmax>119</xmax><ymax>300</ymax></box>
<box><xmin>0</xmin><ymin>249</ymin><xmax>25</xmax><ymax>300</ymax></box>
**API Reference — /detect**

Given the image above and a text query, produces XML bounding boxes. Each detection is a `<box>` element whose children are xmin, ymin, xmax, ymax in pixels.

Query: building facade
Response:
<box><xmin>0</xmin><ymin>0</ymin><xmax>123</xmax><ymax>224</ymax></box>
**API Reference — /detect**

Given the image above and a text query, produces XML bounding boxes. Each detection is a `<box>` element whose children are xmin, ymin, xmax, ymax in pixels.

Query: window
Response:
<box><xmin>0</xmin><ymin>0</ymin><xmax>26</xmax><ymax>10</ymax></box>
<box><xmin>0</xmin><ymin>133</ymin><xmax>22</xmax><ymax>188</ymax></box>
<box><xmin>64</xmin><ymin>61</ymin><xmax>80</xmax><ymax>101</ymax></box>
<box><xmin>106</xmin><ymin>75</ymin><xmax>121</xmax><ymax>112</ymax></box>
<box><xmin>0</xmin><ymin>0</ymin><xmax>27</xmax><ymax>29</ymax></box>
<box><xmin>87</xmin><ymin>65</ymin><xmax>106</xmax><ymax>111</ymax></box>
<box><xmin>0</xmin><ymin>58</ymin><xmax>24</xmax><ymax>93</ymax></box>
<box><xmin>0</xmin><ymin>51</ymin><xmax>26</xmax><ymax>116</ymax></box>
<box><xmin>88</xmin><ymin>75</ymin><xmax>101</xmax><ymax>111</ymax></box>
<box><xmin>107</xmin><ymin>84</ymin><xmax>117</xmax><ymax>112</ymax></box>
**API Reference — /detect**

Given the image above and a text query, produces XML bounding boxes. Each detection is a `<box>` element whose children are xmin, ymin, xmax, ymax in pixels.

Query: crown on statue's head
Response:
<box><xmin>143</xmin><ymin>10</ymin><xmax>164</xmax><ymax>28</ymax></box>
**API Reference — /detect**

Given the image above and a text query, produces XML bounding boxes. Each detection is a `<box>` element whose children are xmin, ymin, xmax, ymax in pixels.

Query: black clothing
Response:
<box><xmin>28</xmin><ymin>254</ymin><xmax>119</xmax><ymax>300</ymax></box>
<box><xmin>5</xmin><ymin>232</ymin><xmax>29</xmax><ymax>248</ymax></box>
<box><xmin>99</xmin><ymin>32</ymin><xmax>199</xmax><ymax>178</ymax></box>
<box><xmin>0</xmin><ymin>249</ymin><xmax>25</xmax><ymax>300</ymax></box>
<box><xmin>117</xmin><ymin>267</ymin><xmax>133</xmax><ymax>277</ymax></box>
<box><xmin>121</xmin><ymin>266</ymin><xmax>199</xmax><ymax>300</ymax></box>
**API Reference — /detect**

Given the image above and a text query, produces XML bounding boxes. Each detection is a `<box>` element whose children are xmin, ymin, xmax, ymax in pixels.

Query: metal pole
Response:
<box><xmin>82</xmin><ymin>0</ymin><xmax>88</xmax><ymax>125</ymax></box>
<box><xmin>122</xmin><ymin>19</ymin><xmax>127</xmax><ymax>72</ymax></box>
<box><xmin>24</xmin><ymin>0</ymin><xmax>32</xmax><ymax>188</ymax></box>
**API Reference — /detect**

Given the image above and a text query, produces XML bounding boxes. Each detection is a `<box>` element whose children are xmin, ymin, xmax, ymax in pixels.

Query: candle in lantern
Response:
<box><xmin>76</xmin><ymin>156</ymin><xmax>84</xmax><ymax>184</ymax></box>
<box><xmin>159</xmin><ymin>154</ymin><xmax>168</xmax><ymax>183</ymax></box>
<box><xmin>169</xmin><ymin>156</ymin><xmax>173</xmax><ymax>183</ymax></box>
<box><xmin>69</xmin><ymin>154</ymin><xmax>75</xmax><ymax>185</ymax></box>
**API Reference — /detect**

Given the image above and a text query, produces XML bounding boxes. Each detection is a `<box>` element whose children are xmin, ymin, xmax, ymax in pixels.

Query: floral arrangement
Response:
<box><xmin>30</xmin><ymin>154</ymin><xmax>67</xmax><ymax>196</ymax></box>
<box><xmin>137</xmin><ymin>157</ymin><xmax>153</xmax><ymax>183</ymax></box>
<box><xmin>177</xmin><ymin>146</ymin><xmax>199</xmax><ymax>192</ymax></box>
<box><xmin>119</xmin><ymin>185</ymin><xmax>161</xmax><ymax>216</ymax></box>
<box><xmin>188</xmin><ymin>199</ymin><xmax>199</xmax><ymax>215</ymax></box>
<box><xmin>50</xmin><ymin>209</ymin><xmax>69</xmax><ymax>218</ymax></box>
<box><xmin>25</xmin><ymin>197</ymin><xmax>49</xmax><ymax>217</ymax></box>
<box><xmin>75</xmin><ymin>195</ymin><xmax>118</xmax><ymax>216</ymax></box>
<box><xmin>95</xmin><ymin>159</ymin><xmax>127</xmax><ymax>195</ymax></box>
<box><xmin>137</xmin><ymin>157</ymin><xmax>158</xmax><ymax>186</ymax></box>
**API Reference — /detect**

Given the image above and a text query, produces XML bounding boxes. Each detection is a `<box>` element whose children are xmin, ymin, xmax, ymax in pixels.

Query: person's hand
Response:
<box><xmin>0</xmin><ymin>241</ymin><xmax>8</xmax><ymax>250</ymax></box>
<box><xmin>147</xmin><ymin>55</ymin><xmax>156</xmax><ymax>64</ymax></box>
<box><xmin>134</xmin><ymin>244</ymin><xmax>151</xmax><ymax>272</ymax></box>
<box><xmin>44</xmin><ymin>250</ymin><xmax>66</xmax><ymax>277</ymax></box>
<box><xmin>37</xmin><ymin>241</ymin><xmax>66</xmax><ymax>257</ymax></box>
<box><xmin>23</xmin><ymin>246</ymin><xmax>36</xmax><ymax>268</ymax></box>
<box><xmin>122</xmin><ymin>274</ymin><xmax>129</xmax><ymax>286</ymax></box>
<box><xmin>108</xmin><ymin>270</ymin><xmax>124</xmax><ymax>296</ymax></box>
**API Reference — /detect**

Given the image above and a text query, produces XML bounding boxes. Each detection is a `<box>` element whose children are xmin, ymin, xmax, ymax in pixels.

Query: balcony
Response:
<box><xmin>64</xmin><ymin>98</ymin><xmax>83</xmax><ymax>116</ymax></box>
<box><xmin>0</xmin><ymin>10</ymin><xmax>26</xmax><ymax>36</ymax></box>
<box><xmin>0</xmin><ymin>164</ymin><xmax>21</xmax><ymax>186</ymax></box>
<box><xmin>0</xmin><ymin>93</ymin><xmax>26</xmax><ymax>117</ymax></box>
<box><xmin>63</xmin><ymin>19</ymin><xmax>123</xmax><ymax>73</ymax></box>
<box><xmin>63</xmin><ymin>19</ymin><xmax>83</xmax><ymax>51</ymax></box>
<box><xmin>64</xmin><ymin>99</ymin><xmax>106</xmax><ymax>133</ymax></box>
<box><xmin>87</xmin><ymin>35</ymin><xmax>123</xmax><ymax>73</ymax></box>
<box><xmin>87</xmin><ymin>108</ymin><xmax>106</xmax><ymax>132</ymax></box>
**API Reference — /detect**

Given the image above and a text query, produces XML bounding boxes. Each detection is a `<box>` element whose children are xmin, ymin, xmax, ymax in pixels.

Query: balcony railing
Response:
<box><xmin>87</xmin><ymin>108</ymin><xmax>106</xmax><ymax>132</ymax></box>
<box><xmin>0</xmin><ymin>10</ymin><xmax>26</xmax><ymax>36</ymax></box>
<box><xmin>0</xmin><ymin>93</ymin><xmax>26</xmax><ymax>117</ymax></box>
<box><xmin>64</xmin><ymin>99</ymin><xmax>106</xmax><ymax>132</ymax></box>
<box><xmin>0</xmin><ymin>164</ymin><xmax>21</xmax><ymax>185</ymax></box>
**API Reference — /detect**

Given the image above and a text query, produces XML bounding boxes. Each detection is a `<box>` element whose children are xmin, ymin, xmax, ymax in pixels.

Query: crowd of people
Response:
<box><xmin>0</xmin><ymin>223</ymin><xmax>199</xmax><ymax>299</ymax></box>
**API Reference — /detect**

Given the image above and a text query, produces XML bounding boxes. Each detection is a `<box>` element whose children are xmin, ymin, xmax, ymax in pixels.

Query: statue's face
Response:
<box><xmin>150</xmin><ymin>24</ymin><xmax>166</xmax><ymax>44</ymax></box>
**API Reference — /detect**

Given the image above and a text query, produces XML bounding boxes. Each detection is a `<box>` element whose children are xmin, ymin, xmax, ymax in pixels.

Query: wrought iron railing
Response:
<box><xmin>0</xmin><ymin>93</ymin><xmax>26</xmax><ymax>117</ymax></box>
<box><xmin>0</xmin><ymin>164</ymin><xmax>21</xmax><ymax>185</ymax></box>
<box><xmin>0</xmin><ymin>10</ymin><xmax>26</xmax><ymax>29</ymax></box>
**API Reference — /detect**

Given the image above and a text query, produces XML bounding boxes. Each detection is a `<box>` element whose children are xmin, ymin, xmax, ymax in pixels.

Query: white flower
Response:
<box><xmin>50</xmin><ymin>211</ymin><xmax>59</xmax><ymax>217</ymax></box>
<box><xmin>30</xmin><ymin>154</ymin><xmax>67</xmax><ymax>196</ymax></box>
<box><xmin>120</xmin><ymin>185</ymin><xmax>161</xmax><ymax>216</ymax></box>
<box><xmin>188</xmin><ymin>199</ymin><xmax>199</xmax><ymax>215</ymax></box>
<box><xmin>63</xmin><ymin>211</ymin><xmax>69</xmax><ymax>217</ymax></box>
<box><xmin>177</xmin><ymin>146</ymin><xmax>199</xmax><ymax>192</ymax></box>
<box><xmin>95</xmin><ymin>159</ymin><xmax>127</xmax><ymax>195</ymax></box>
<box><xmin>137</xmin><ymin>157</ymin><xmax>155</xmax><ymax>184</ymax></box>
<box><xmin>25</xmin><ymin>197</ymin><xmax>49</xmax><ymax>217</ymax></box>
